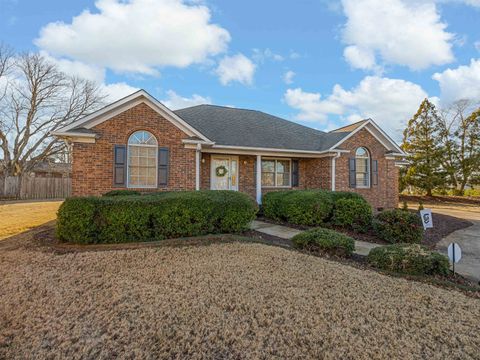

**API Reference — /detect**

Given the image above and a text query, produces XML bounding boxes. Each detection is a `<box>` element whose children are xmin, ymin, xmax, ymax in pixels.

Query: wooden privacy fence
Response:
<box><xmin>0</xmin><ymin>176</ymin><xmax>71</xmax><ymax>200</ymax></box>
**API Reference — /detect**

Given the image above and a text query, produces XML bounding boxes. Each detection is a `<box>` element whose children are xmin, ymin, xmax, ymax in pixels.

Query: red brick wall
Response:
<box><xmin>334</xmin><ymin>128</ymin><xmax>399</xmax><ymax>209</ymax></box>
<box><xmin>71</xmin><ymin>102</ymin><xmax>195</xmax><ymax>196</ymax></box>
<box><xmin>304</xmin><ymin>158</ymin><xmax>331</xmax><ymax>190</ymax></box>
<box><xmin>71</xmin><ymin>104</ymin><xmax>398</xmax><ymax>209</ymax></box>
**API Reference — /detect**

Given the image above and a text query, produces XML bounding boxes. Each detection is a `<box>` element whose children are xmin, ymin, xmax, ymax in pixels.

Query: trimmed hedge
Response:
<box><xmin>103</xmin><ymin>190</ymin><xmax>141</xmax><ymax>197</ymax></box>
<box><xmin>262</xmin><ymin>189</ymin><xmax>371</xmax><ymax>228</ymax></box>
<box><xmin>57</xmin><ymin>191</ymin><xmax>258</xmax><ymax>244</ymax></box>
<box><xmin>292</xmin><ymin>227</ymin><xmax>355</xmax><ymax>257</ymax></box>
<box><xmin>263</xmin><ymin>190</ymin><xmax>334</xmax><ymax>226</ymax></box>
<box><xmin>329</xmin><ymin>191</ymin><xmax>365</xmax><ymax>203</ymax></box>
<box><xmin>367</xmin><ymin>244</ymin><xmax>449</xmax><ymax>276</ymax></box>
<box><xmin>333</xmin><ymin>198</ymin><xmax>372</xmax><ymax>232</ymax></box>
<box><xmin>373</xmin><ymin>209</ymin><xmax>423</xmax><ymax>244</ymax></box>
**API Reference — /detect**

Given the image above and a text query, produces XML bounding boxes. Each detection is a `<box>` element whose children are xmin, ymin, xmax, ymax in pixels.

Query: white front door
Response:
<box><xmin>211</xmin><ymin>156</ymin><xmax>239</xmax><ymax>191</ymax></box>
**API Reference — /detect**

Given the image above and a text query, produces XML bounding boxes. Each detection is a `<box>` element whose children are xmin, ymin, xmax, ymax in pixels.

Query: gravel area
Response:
<box><xmin>1</xmin><ymin>241</ymin><xmax>480</xmax><ymax>359</ymax></box>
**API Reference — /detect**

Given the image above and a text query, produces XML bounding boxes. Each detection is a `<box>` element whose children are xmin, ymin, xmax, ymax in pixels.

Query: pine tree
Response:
<box><xmin>402</xmin><ymin>99</ymin><xmax>446</xmax><ymax>196</ymax></box>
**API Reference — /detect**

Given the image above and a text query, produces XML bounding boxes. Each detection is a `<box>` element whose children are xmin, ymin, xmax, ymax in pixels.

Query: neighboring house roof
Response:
<box><xmin>32</xmin><ymin>162</ymin><xmax>71</xmax><ymax>174</ymax></box>
<box><xmin>52</xmin><ymin>89</ymin><xmax>404</xmax><ymax>155</ymax></box>
<box><xmin>68</xmin><ymin>127</ymin><xmax>97</xmax><ymax>134</ymax></box>
<box><xmin>0</xmin><ymin>161</ymin><xmax>71</xmax><ymax>175</ymax></box>
<box><xmin>331</xmin><ymin>120</ymin><xmax>368</xmax><ymax>133</ymax></box>
<box><xmin>174</xmin><ymin>105</ymin><xmax>348</xmax><ymax>152</ymax></box>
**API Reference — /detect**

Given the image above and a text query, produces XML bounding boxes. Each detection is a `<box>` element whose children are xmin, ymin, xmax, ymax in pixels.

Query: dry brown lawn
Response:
<box><xmin>1</xmin><ymin>240</ymin><xmax>480</xmax><ymax>359</ymax></box>
<box><xmin>0</xmin><ymin>201</ymin><xmax>62</xmax><ymax>240</ymax></box>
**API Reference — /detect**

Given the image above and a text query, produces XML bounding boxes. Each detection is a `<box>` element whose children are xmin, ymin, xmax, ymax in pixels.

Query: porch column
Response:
<box><xmin>331</xmin><ymin>152</ymin><xmax>341</xmax><ymax>191</ymax></box>
<box><xmin>256</xmin><ymin>155</ymin><xmax>262</xmax><ymax>204</ymax></box>
<box><xmin>195</xmin><ymin>144</ymin><xmax>201</xmax><ymax>191</ymax></box>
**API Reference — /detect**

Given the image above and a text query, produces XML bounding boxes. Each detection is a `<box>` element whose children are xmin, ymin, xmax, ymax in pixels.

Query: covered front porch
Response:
<box><xmin>186</xmin><ymin>141</ymin><xmax>346</xmax><ymax>203</ymax></box>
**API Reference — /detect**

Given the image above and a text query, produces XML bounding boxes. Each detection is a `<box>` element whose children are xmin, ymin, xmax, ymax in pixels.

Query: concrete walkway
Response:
<box><xmin>251</xmin><ymin>220</ymin><xmax>379</xmax><ymax>256</ymax></box>
<box><xmin>430</xmin><ymin>205</ymin><xmax>480</xmax><ymax>282</ymax></box>
<box><xmin>253</xmin><ymin>205</ymin><xmax>480</xmax><ymax>282</ymax></box>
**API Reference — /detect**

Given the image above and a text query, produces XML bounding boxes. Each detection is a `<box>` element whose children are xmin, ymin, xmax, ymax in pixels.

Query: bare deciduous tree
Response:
<box><xmin>0</xmin><ymin>47</ymin><xmax>105</xmax><ymax>181</ymax></box>
<box><xmin>437</xmin><ymin>99</ymin><xmax>480</xmax><ymax>194</ymax></box>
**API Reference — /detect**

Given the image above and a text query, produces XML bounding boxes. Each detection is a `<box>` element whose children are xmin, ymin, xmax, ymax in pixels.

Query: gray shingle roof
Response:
<box><xmin>175</xmin><ymin>105</ymin><xmax>349</xmax><ymax>152</ymax></box>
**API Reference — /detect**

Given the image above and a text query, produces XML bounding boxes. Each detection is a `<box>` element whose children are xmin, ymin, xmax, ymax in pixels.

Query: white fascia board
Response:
<box><xmin>54</xmin><ymin>90</ymin><xmax>211</xmax><ymax>142</ymax></box>
<box><xmin>51</xmin><ymin>131</ymin><xmax>97</xmax><ymax>138</ymax></box>
<box><xmin>198</xmin><ymin>144</ymin><xmax>349</xmax><ymax>158</ymax></box>
<box><xmin>367</xmin><ymin>119</ymin><xmax>405</xmax><ymax>154</ymax></box>
<box><xmin>211</xmin><ymin>144</ymin><xmax>342</xmax><ymax>154</ymax></box>
<box><xmin>182</xmin><ymin>139</ymin><xmax>215</xmax><ymax>145</ymax></box>
<box><xmin>328</xmin><ymin>119</ymin><xmax>405</xmax><ymax>155</ymax></box>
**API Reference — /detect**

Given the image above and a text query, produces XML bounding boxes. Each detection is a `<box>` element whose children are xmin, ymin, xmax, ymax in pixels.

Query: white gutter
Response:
<box><xmin>51</xmin><ymin>131</ymin><xmax>97</xmax><ymax>138</ymax></box>
<box><xmin>182</xmin><ymin>139</ymin><xmax>215</xmax><ymax>145</ymax></box>
<box><xmin>331</xmin><ymin>151</ymin><xmax>341</xmax><ymax>191</ymax></box>
<box><xmin>208</xmin><ymin>144</ymin><xmax>350</xmax><ymax>155</ymax></box>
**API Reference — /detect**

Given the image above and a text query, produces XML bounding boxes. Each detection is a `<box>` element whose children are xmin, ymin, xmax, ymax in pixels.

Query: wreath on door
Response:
<box><xmin>215</xmin><ymin>165</ymin><xmax>228</xmax><ymax>177</ymax></box>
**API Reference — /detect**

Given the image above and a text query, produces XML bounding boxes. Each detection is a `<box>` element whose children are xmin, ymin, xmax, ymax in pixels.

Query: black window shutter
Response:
<box><xmin>113</xmin><ymin>145</ymin><xmax>127</xmax><ymax>187</ymax></box>
<box><xmin>372</xmin><ymin>159</ymin><xmax>378</xmax><ymax>186</ymax></box>
<box><xmin>158</xmin><ymin>147</ymin><xmax>169</xmax><ymax>187</ymax></box>
<box><xmin>349</xmin><ymin>158</ymin><xmax>356</xmax><ymax>188</ymax></box>
<box><xmin>292</xmin><ymin>160</ymin><xmax>299</xmax><ymax>187</ymax></box>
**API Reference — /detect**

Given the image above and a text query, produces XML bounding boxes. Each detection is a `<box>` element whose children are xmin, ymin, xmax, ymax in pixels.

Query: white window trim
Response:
<box><xmin>355</xmin><ymin>147</ymin><xmax>370</xmax><ymax>189</ymax></box>
<box><xmin>261</xmin><ymin>158</ymin><xmax>292</xmax><ymax>188</ymax></box>
<box><xmin>127</xmin><ymin>131</ymin><xmax>158</xmax><ymax>189</ymax></box>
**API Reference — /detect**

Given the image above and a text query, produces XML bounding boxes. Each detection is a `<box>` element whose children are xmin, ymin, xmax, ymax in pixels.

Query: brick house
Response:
<box><xmin>53</xmin><ymin>90</ymin><xmax>405</xmax><ymax>209</ymax></box>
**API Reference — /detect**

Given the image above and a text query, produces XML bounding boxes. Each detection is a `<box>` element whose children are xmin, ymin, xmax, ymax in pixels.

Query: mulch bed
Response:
<box><xmin>423</xmin><ymin>212</ymin><xmax>473</xmax><ymax>248</ymax></box>
<box><xmin>257</xmin><ymin>212</ymin><xmax>473</xmax><ymax>248</ymax></box>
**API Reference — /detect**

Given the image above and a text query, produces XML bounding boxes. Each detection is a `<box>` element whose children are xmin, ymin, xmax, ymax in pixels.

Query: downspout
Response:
<box><xmin>195</xmin><ymin>143</ymin><xmax>201</xmax><ymax>191</ymax></box>
<box><xmin>331</xmin><ymin>151</ymin><xmax>341</xmax><ymax>191</ymax></box>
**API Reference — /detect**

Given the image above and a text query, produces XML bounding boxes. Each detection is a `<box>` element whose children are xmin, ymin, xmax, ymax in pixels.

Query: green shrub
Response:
<box><xmin>292</xmin><ymin>227</ymin><xmax>355</xmax><ymax>257</ymax></box>
<box><xmin>263</xmin><ymin>190</ymin><xmax>334</xmax><ymax>226</ymax></box>
<box><xmin>261</xmin><ymin>191</ymin><xmax>286</xmax><ymax>221</ymax></box>
<box><xmin>56</xmin><ymin>191</ymin><xmax>258</xmax><ymax>244</ymax></box>
<box><xmin>262</xmin><ymin>189</ymin><xmax>370</xmax><ymax>228</ymax></box>
<box><xmin>103</xmin><ymin>190</ymin><xmax>141</xmax><ymax>197</ymax></box>
<box><xmin>329</xmin><ymin>191</ymin><xmax>365</xmax><ymax>203</ymax></box>
<box><xmin>333</xmin><ymin>198</ymin><xmax>372</xmax><ymax>232</ymax></box>
<box><xmin>55</xmin><ymin>197</ymin><xmax>98</xmax><ymax>244</ymax></box>
<box><xmin>367</xmin><ymin>244</ymin><xmax>449</xmax><ymax>276</ymax></box>
<box><xmin>372</xmin><ymin>209</ymin><xmax>423</xmax><ymax>244</ymax></box>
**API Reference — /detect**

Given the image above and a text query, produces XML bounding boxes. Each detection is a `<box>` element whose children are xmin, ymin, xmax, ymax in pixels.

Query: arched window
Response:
<box><xmin>128</xmin><ymin>130</ymin><xmax>158</xmax><ymax>188</ymax></box>
<box><xmin>355</xmin><ymin>147</ymin><xmax>370</xmax><ymax>188</ymax></box>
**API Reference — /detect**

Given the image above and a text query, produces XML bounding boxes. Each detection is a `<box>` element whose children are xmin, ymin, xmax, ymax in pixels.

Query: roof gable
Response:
<box><xmin>52</xmin><ymin>90</ymin><xmax>210</xmax><ymax>142</ymax></box>
<box><xmin>328</xmin><ymin>119</ymin><xmax>404</xmax><ymax>154</ymax></box>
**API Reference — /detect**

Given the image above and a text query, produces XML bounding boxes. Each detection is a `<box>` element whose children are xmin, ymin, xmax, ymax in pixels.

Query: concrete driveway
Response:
<box><xmin>428</xmin><ymin>204</ymin><xmax>480</xmax><ymax>282</ymax></box>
